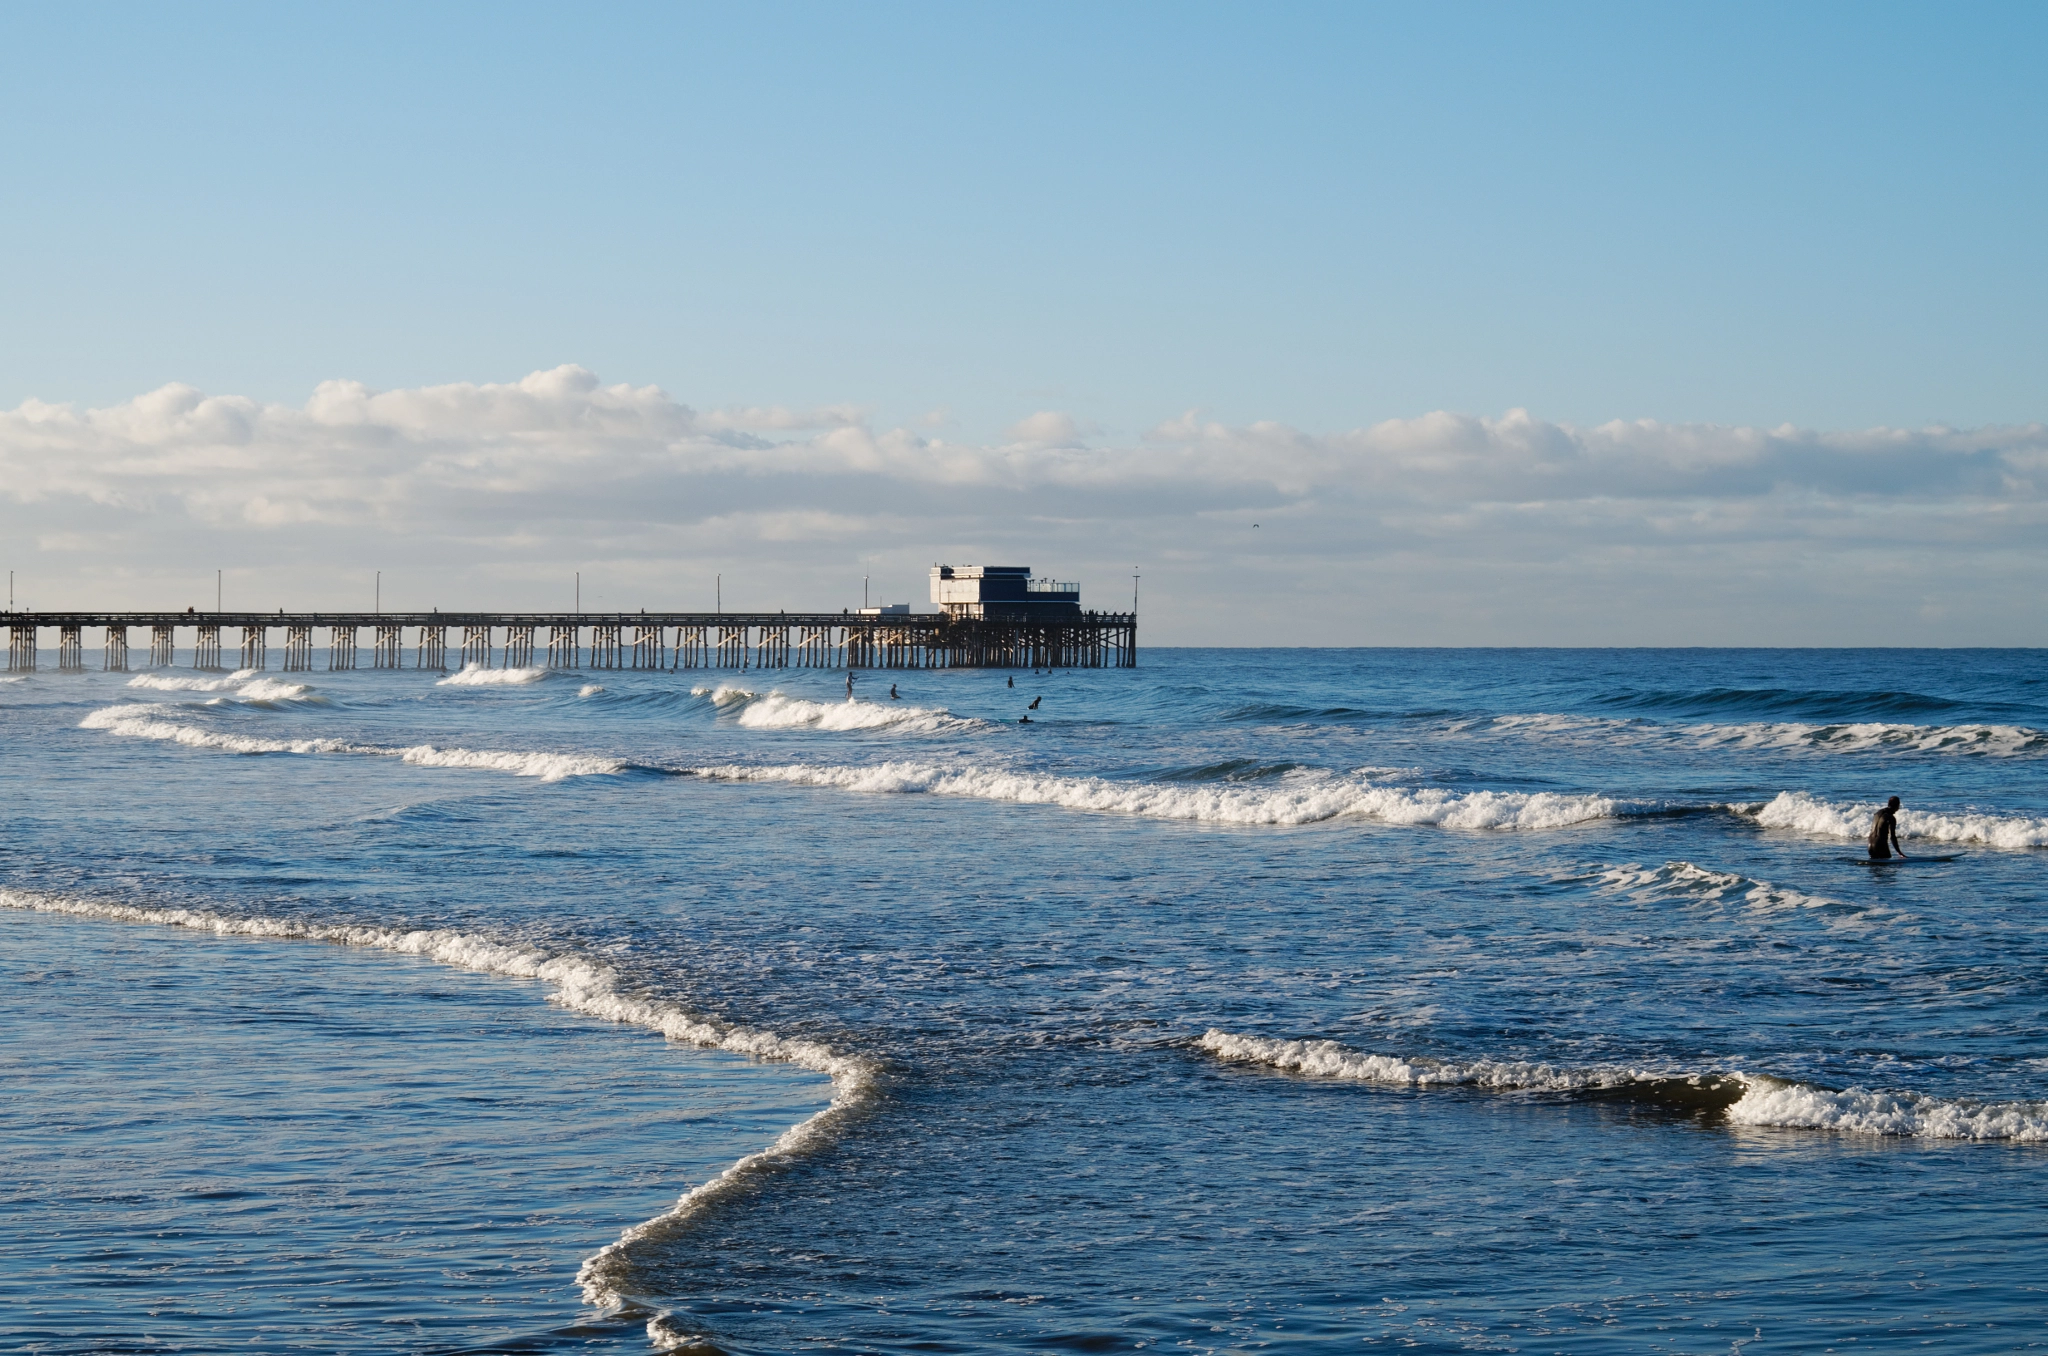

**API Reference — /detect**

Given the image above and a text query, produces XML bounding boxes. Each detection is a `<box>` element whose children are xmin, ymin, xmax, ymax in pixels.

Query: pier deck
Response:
<box><xmin>2</xmin><ymin>611</ymin><xmax>1136</xmax><ymax>673</ymax></box>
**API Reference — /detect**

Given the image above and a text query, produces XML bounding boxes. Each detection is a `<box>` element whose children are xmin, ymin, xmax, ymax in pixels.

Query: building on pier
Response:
<box><xmin>929</xmin><ymin>565</ymin><xmax>1081</xmax><ymax>620</ymax></box>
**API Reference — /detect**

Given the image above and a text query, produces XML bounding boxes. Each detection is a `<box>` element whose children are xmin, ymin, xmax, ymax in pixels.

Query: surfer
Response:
<box><xmin>1028</xmin><ymin>696</ymin><xmax>1041</xmax><ymax>710</ymax></box>
<box><xmin>890</xmin><ymin>684</ymin><xmax>900</xmax><ymax>700</ymax></box>
<box><xmin>846</xmin><ymin>672</ymin><xmax>855</xmax><ymax>698</ymax></box>
<box><xmin>1868</xmin><ymin>796</ymin><xmax>1908</xmax><ymax>860</ymax></box>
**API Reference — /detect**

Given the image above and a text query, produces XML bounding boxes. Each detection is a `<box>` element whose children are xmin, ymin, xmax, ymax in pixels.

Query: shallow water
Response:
<box><xmin>3</xmin><ymin>648</ymin><xmax>2045</xmax><ymax>1352</ymax></box>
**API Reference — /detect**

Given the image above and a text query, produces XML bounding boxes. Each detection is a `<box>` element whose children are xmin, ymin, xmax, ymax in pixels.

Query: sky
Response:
<box><xmin>3</xmin><ymin>2</ymin><xmax>2044</xmax><ymax>644</ymax></box>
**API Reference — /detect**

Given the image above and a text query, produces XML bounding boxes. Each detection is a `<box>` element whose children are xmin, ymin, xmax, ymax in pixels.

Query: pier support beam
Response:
<box><xmin>104</xmin><ymin>626</ymin><xmax>130</xmax><ymax>672</ymax></box>
<box><xmin>460</xmin><ymin>624</ymin><xmax>491</xmax><ymax>669</ymax></box>
<box><xmin>59</xmin><ymin>625</ymin><xmax>85</xmax><ymax>672</ymax></box>
<box><xmin>239</xmin><ymin>626</ymin><xmax>266</xmax><ymax>671</ymax></box>
<box><xmin>589</xmin><ymin>621</ymin><xmax>622</xmax><ymax>669</ymax></box>
<box><xmin>505</xmin><ymin>624</ymin><xmax>535</xmax><ymax>668</ymax></box>
<box><xmin>417</xmin><ymin>625</ymin><xmax>447</xmax><ymax>670</ymax></box>
<box><xmin>150</xmin><ymin>625</ymin><xmax>176</xmax><ymax>668</ymax></box>
<box><xmin>373</xmin><ymin>623</ymin><xmax>402</xmax><ymax>669</ymax></box>
<box><xmin>195</xmin><ymin>624</ymin><xmax>222</xmax><ymax>670</ymax></box>
<box><xmin>7</xmin><ymin>624</ymin><xmax>34</xmax><ymax>672</ymax></box>
<box><xmin>329</xmin><ymin>626</ymin><xmax>358</xmax><ymax>671</ymax></box>
<box><xmin>283</xmin><ymin>623</ymin><xmax>314</xmax><ymax>671</ymax></box>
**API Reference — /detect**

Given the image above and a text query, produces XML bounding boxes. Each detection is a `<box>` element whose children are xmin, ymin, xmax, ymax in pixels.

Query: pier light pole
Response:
<box><xmin>1132</xmin><ymin>569</ymin><xmax>1139</xmax><ymax>612</ymax></box>
<box><xmin>576</xmin><ymin>571</ymin><xmax>580</xmax><ymax>613</ymax></box>
<box><xmin>375</xmin><ymin>571</ymin><xmax>380</xmax><ymax>613</ymax></box>
<box><xmin>216</xmin><ymin>569</ymin><xmax>222</xmax><ymax>613</ymax></box>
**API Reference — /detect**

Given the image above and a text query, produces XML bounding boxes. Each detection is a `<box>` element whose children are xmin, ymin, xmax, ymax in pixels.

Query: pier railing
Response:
<box><xmin>0</xmin><ymin>611</ymin><xmax>1137</xmax><ymax>673</ymax></box>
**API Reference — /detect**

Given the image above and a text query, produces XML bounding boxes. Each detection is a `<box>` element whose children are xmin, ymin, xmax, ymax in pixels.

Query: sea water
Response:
<box><xmin>2</xmin><ymin>648</ymin><xmax>2044</xmax><ymax>1353</ymax></box>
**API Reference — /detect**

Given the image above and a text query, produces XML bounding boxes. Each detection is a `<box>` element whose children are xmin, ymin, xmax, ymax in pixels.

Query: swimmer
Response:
<box><xmin>1007</xmin><ymin>675</ymin><xmax>1014</xmax><ymax>688</ymax></box>
<box><xmin>890</xmin><ymin>684</ymin><xmax>900</xmax><ymax>700</ymax></box>
<box><xmin>1019</xmin><ymin>715</ymin><xmax>1031</xmax><ymax>724</ymax></box>
<box><xmin>1868</xmin><ymin>796</ymin><xmax>1908</xmax><ymax>860</ymax></box>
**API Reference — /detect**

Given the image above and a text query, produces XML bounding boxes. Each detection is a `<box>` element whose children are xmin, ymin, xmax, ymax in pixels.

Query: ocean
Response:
<box><xmin>3</xmin><ymin>647</ymin><xmax>2045</xmax><ymax>1353</ymax></box>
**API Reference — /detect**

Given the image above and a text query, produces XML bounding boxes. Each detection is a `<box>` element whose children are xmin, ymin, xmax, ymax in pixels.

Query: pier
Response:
<box><xmin>1</xmin><ymin>610</ymin><xmax>1136</xmax><ymax>674</ymax></box>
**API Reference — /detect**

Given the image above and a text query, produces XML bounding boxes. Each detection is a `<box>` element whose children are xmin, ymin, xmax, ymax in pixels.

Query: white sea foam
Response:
<box><xmin>1695</xmin><ymin>721</ymin><xmax>2047</xmax><ymax>757</ymax></box>
<box><xmin>1198</xmin><ymin>1029</ymin><xmax>1657</xmax><ymax>1092</ymax></box>
<box><xmin>1202</xmin><ymin>1030</ymin><xmax>2048</xmax><ymax>1141</ymax></box>
<box><xmin>730</xmin><ymin>691</ymin><xmax>984</xmax><ymax>735</ymax></box>
<box><xmin>126</xmin><ymin>670</ymin><xmax>317</xmax><ymax>704</ymax></box>
<box><xmin>1597</xmin><ymin>861</ymin><xmax>1846</xmax><ymax>914</ymax></box>
<box><xmin>1727</xmin><ymin>1077</ymin><xmax>2048</xmax><ymax>1141</ymax></box>
<box><xmin>80</xmin><ymin>703</ymin><xmax>359</xmax><ymax>755</ymax></box>
<box><xmin>397</xmin><ymin>745</ymin><xmax>625</xmax><ymax>781</ymax></box>
<box><xmin>127</xmin><ymin>668</ymin><xmax>262</xmax><ymax>692</ymax></box>
<box><xmin>1750</xmin><ymin>790</ymin><xmax>2048</xmax><ymax>849</ymax></box>
<box><xmin>692</xmin><ymin>760</ymin><xmax>1624</xmax><ymax>829</ymax></box>
<box><xmin>1483</xmin><ymin>712</ymin><xmax>2047</xmax><ymax>758</ymax></box>
<box><xmin>81</xmin><ymin>704</ymin><xmax>621</xmax><ymax>782</ymax></box>
<box><xmin>579</xmin><ymin>684</ymin><xmax>607</xmax><ymax>697</ymax></box>
<box><xmin>0</xmin><ymin>887</ymin><xmax>875</xmax><ymax>1324</ymax></box>
<box><xmin>690</xmin><ymin>684</ymin><xmax>756</xmax><ymax>703</ymax></box>
<box><xmin>437</xmin><ymin>664</ymin><xmax>548</xmax><ymax>686</ymax></box>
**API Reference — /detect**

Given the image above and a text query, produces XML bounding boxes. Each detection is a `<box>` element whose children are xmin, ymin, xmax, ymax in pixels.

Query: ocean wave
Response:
<box><xmin>729</xmin><ymin>691</ymin><xmax>985</xmax><ymax>735</ymax></box>
<box><xmin>80</xmin><ymin>704</ymin><xmax>359</xmax><ymax>756</ymax></box>
<box><xmin>690</xmin><ymin>684</ymin><xmax>756</xmax><ymax>703</ymax></box>
<box><xmin>1593</xmin><ymin>685</ymin><xmax>1973</xmax><ymax>719</ymax></box>
<box><xmin>579</xmin><ymin>684</ymin><xmax>606</xmax><ymax>697</ymax></box>
<box><xmin>1200</xmin><ymin>1031</ymin><xmax>2048</xmax><ymax>1140</ymax></box>
<box><xmin>0</xmin><ymin>887</ymin><xmax>876</xmax><ymax>1328</ymax></box>
<box><xmin>1485</xmin><ymin>712</ymin><xmax>2047</xmax><ymax>758</ymax></box>
<box><xmin>1728</xmin><ymin>1077</ymin><xmax>2048</xmax><ymax>1140</ymax></box>
<box><xmin>690</xmin><ymin>760</ymin><xmax>1628</xmax><ymax>829</ymax></box>
<box><xmin>1749</xmin><ymin>791</ymin><xmax>2048</xmax><ymax>848</ymax></box>
<box><xmin>1197</xmin><ymin>1030</ymin><xmax>1743</xmax><ymax>1110</ymax></box>
<box><xmin>80</xmin><ymin>704</ymin><xmax>622</xmax><ymax>782</ymax></box>
<box><xmin>1597</xmin><ymin>861</ymin><xmax>1848</xmax><ymax>914</ymax></box>
<box><xmin>125</xmin><ymin>669</ymin><xmax>319</xmax><ymax>705</ymax></box>
<box><xmin>437</xmin><ymin>664</ymin><xmax>548</xmax><ymax>686</ymax></box>
<box><xmin>127</xmin><ymin>668</ymin><xmax>263</xmax><ymax>692</ymax></box>
<box><xmin>397</xmin><ymin>745</ymin><xmax>625</xmax><ymax>781</ymax></box>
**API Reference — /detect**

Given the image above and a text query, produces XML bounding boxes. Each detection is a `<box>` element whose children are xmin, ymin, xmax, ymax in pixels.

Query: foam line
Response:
<box><xmin>1596</xmin><ymin>860</ymin><xmax>1849</xmax><ymax>914</ymax></box>
<box><xmin>438</xmin><ymin>664</ymin><xmax>548</xmax><ymax>686</ymax></box>
<box><xmin>1199</xmin><ymin>1030</ymin><xmax>2048</xmax><ymax>1140</ymax></box>
<box><xmin>0</xmin><ymin>887</ymin><xmax>878</xmax><ymax>1333</ymax></box>
<box><xmin>1487</xmin><ymin>712</ymin><xmax>2047</xmax><ymax>758</ymax></box>
<box><xmin>728</xmin><ymin>691</ymin><xmax>985</xmax><ymax>735</ymax></box>
<box><xmin>81</xmin><ymin>703</ymin><xmax>621</xmax><ymax>782</ymax></box>
<box><xmin>1749</xmin><ymin>790</ymin><xmax>2048</xmax><ymax>848</ymax></box>
<box><xmin>691</xmin><ymin>760</ymin><xmax>1625</xmax><ymax>829</ymax></box>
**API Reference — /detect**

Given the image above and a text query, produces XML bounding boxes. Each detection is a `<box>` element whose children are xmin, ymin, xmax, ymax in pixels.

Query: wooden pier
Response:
<box><xmin>0</xmin><ymin>611</ymin><xmax>1137</xmax><ymax>673</ymax></box>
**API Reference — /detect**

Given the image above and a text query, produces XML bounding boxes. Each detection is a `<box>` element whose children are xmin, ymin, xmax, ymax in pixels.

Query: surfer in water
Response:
<box><xmin>1868</xmin><ymin>796</ymin><xmax>1908</xmax><ymax>860</ymax></box>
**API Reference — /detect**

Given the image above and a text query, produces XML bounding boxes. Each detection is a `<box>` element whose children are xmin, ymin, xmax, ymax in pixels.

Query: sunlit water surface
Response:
<box><xmin>2</xmin><ymin>648</ymin><xmax>2045</xmax><ymax>1353</ymax></box>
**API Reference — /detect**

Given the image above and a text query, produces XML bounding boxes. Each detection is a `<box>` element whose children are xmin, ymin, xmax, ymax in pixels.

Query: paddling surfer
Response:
<box><xmin>1868</xmin><ymin>796</ymin><xmax>1908</xmax><ymax>861</ymax></box>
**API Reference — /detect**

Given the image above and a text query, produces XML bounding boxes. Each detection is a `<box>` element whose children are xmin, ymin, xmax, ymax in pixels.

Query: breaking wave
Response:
<box><xmin>690</xmin><ymin>760</ymin><xmax>1629</xmax><ymax>829</ymax></box>
<box><xmin>1596</xmin><ymin>860</ymin><xmax>1849</xmax><ymax>914</ymax></box>
<box><xmin>727</xmin><ymin>691</ymin><xmax>985</xmax><ymax>735</ymax></box>
<box><xmin>1484</xmin><ymin>712</ymin><xmax>2047</xmax><ymax>758</ymax></box>
<box><xmin>0</xmin><ymin>886</ymin><xmax>876</xmax><ymax>1338</ymax></box>
<box><xmin>1199</xmin><ymin>1031</ymin><xmax>2048</xmax><ymax>1140</ymax></box>
<box><xmin>438</xmin><ymin>664</ymin><xmax>548</xmax><ymax>686</ymax></box>
<box><xmin>1748</xmin><ymin>790</ymin><xmax>2048</xmax><ymax>848</ymax></box>
<box><xmin>127</xmin><ymin>668</ymin><xmax>264</xmax><ymax>692</ymax></box>
<box><xmin>128</xmin><ymin>670</ymin><xmax>319</xmax><ymax>705</ymax></box>
<box><xmin>80</xmin><ymin>704</ymin><xmax>621</xmax><ymax>782</ymax></box>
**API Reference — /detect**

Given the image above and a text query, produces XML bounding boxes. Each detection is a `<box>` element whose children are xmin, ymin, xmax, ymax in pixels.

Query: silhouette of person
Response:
<box><xmin>846</xmin><ymin>672</ymin><xmax>855</xmax><ymax>697</ymax></box>
<box><xmin>890</xmin><ymin>684</ymin><xmax>900</xmax><ymax>700</ymax></box>
<box><xmin>1028</xmin><ymin>696</ymin><xmax>1041</xmax><ymax>710</ymax></box>
<box><xmin>1868</xmin><ymin>796</ymin><xmax>1907</xmax><ymax>860</ymax></box>
<box><xmin>1007</xmin><ymin>675</ymin><xmax>1014</xmax><ymax>688</ymax></box>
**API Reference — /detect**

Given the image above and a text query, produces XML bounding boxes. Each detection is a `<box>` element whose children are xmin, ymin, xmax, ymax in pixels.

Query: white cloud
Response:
<box><xmin>2</xmin><ymin>369</ymin><xmax>2044</xmax><ymax>643</ymax></box>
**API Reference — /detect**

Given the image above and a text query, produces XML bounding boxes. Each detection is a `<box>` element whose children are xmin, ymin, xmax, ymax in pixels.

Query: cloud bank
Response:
<box><xmin>4</xmin><ymin>366</ymin><xmax>2043</xmax><ymax>644</ymax></box>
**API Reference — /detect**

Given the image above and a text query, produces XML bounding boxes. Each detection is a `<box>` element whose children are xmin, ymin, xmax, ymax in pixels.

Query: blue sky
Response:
<box><xmin>3</xmin><ymin>4</ymin><xmax>2044</xmax><ymax>642</ymax></box>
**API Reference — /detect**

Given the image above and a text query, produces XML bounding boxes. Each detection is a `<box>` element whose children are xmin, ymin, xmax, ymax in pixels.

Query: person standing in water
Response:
<box><xmin>1868</xmin><ymin>796</ymin><xmax>1908</xmax><ymax>860</ymax></box>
